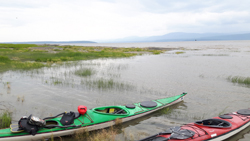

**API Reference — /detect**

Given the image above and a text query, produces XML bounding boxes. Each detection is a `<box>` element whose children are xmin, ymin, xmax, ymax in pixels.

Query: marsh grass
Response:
<box><xmin>0</xmin><ymin>111</ymin><xmax>12</xmax><ymax>129</ymax></box>
<box><xmin>202</xmin><ymin>54</ymin><xmax>228</xmax><ymax>56</ymax></box>
<box><xmin>218</xmin><ymin>107</ymin><xmax>229</xmax><ymax>116</ymax></box>
<box><xmin>0</xmin><ymin>44</ymin><xmax>165</xmax><ymax>72</ymax></box>
<box><xmin>175</xmin><ymin>51</ymin><xmax>185</xmax><ymax>54</ymax></box>
<box><xmin>160</xmin><ymin>107</ymin><xmax>171</xmax><ymax>114</ymax></box>
<box><xmin>74</xmin><ymin>126</ymin><xmax>118</xmax><ymax>141</ymax></box>
<box><xmin>0</xmin><ymin>55</ymin><xmax>48</xmax><ymax>72</ymax></box>
<box><xmin>82</xmin><ymin>78</ymin><xmax>134</xmax><ymax>90</ymax></box>
<box><xmin>75</xmin><ymin>68</ymin><xmax>95</xmax><ymax>77</ymax></box>
<box><xmin>228</xmin><ymin>76</ymin><xmax>250</xmax><ymax>85</ymax></box>
<box><xmin>53</xmin><ymin>80</ymin><xmax>63</xmax><ymax>85</ymax></box>
<box><xmin>17</xmin><ymin>95</ymin><xmax>25</xmax><ymax>102</ymax></box>
<box><xmin>0</xmin><ymin>43</ymin><xmax>38</xmax><ymax>49</ymax></box>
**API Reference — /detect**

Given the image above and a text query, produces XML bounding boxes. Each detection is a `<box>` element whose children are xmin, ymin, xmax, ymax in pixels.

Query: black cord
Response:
<box><xmin>43</xmin><ymin>112</ymin><xmax>65</xmax><ymax>120</ymax></box>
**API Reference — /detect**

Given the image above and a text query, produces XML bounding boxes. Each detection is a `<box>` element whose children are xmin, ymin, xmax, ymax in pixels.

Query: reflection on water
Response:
<box><xmin>1</xmin><ymin>41</ymin><xmax>250</xmax><ymax>140</ymax></box>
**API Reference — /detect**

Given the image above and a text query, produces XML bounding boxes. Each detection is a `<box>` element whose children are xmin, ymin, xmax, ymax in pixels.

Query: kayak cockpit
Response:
<box><xmin>93</xmin><ymin>106</ymin><xmax>128</xmax><ymax>115</ymax></box>
<box><xmin>195</xmin><ymin>118</ymin><xmax>231</xmax><ymax>128</ymax></box>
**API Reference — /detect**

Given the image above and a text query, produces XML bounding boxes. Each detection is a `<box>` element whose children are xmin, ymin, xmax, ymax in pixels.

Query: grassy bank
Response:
<box><xmin>0</xmin><ymin>44</ymin><xmax>165</xmax><ymax>72</ymax></box>
<box><xmin>0</xmin><ymin>111</ymin><xmax>12</xmax><ymax>129</ymax></box>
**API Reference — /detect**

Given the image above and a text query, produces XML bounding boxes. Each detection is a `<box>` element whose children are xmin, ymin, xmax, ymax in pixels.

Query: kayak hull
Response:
<box><xmin>139</xmin><ymin>109</ymin><xmax>250</xmax><ymax>141</ymax></box>
<box><xmin>0</xmin><ymin>93</ymin><xmax>186</xmax><ymax>141</ymax></box>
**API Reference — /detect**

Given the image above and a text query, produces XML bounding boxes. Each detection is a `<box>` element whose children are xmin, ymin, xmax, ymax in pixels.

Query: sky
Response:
<box><xmin>0</xmin><ymin>0</ymin><xmax>250</xmax><ymax>42</ymax></box>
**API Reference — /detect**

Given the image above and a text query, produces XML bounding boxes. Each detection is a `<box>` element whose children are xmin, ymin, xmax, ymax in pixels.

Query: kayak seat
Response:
<box><xmin>95</xmin><ymin>107</ymin><xmax>127</xmax><ymax>114</ymax></box>
<box><xmin>194</xmin><ymin>118</ymin><xmax>231</xmax><ymax>128</ymax></box>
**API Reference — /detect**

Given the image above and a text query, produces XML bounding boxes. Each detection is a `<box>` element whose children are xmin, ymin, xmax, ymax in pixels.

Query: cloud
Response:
<box><xmin>0</xmin><ymin>0</ymin><xmax>250</xmax><ymax>42</ymax></box>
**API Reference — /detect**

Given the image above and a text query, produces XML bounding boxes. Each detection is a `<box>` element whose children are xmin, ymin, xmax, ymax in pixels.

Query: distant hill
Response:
<box><xmin>2</xmin><ymin>41</ymin><xmax>96</xmax><ymax>44</ymax></box>
<box><xmin>99</xmin><ymin>32</ymin><xmax>250</xmax><ymax>43</ymax></box>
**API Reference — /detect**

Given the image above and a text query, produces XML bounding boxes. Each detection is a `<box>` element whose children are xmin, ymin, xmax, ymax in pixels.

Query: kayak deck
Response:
<box><xmin>139</xmin><ymin>108</ymin><xmax>250</xmax><ymax>141</ymax></box>
<box><xmin>0</xmin><ymin>93</ymin><xmax>186</xmax><ymax>140</ymax></box>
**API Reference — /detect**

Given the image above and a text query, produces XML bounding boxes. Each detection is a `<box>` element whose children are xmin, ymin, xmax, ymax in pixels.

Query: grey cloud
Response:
<box><xmin>138</xmin><ymin>0</ymin><xmax>250</xmax><ymax>13</ymax></box>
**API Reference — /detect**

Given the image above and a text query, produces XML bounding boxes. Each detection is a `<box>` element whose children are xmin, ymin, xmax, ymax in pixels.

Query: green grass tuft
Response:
<box><xmin>0</xmin><ymin>43</ymin><xmax>38</xmax><ymax>49</ymax></box>
<box><xmin>82</xmin><ymin>78</ymin><xmax>134</xmax><ymax>90</ymax></box>
<box><xmin>75</xmin><ymin>68</ymin><xmax>95</xmax><ymax>77</ymax></box>
<box><xmin>175</xmin><ymin>51</ymin><xmax>185</xmax><ymax>54</ymax></box>
<box><xmin>0</xmin><ymin>111</ymin><xmax>12</xmax><ymax>129</ymax></box>
<box><xmin>228</xmin><ymin>76</ymin><xmax>250</xmax><ymax>85</ymax></box>
<box><xmin>0</xmin><ymin>56</ymin><xmax>11</xmax><ymax>62</ymax></box>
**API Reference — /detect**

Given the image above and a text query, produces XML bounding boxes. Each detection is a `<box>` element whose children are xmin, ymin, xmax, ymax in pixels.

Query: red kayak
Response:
<box><xmin>139</xmin><ymin>109</ymin><xmax>250</xmax><ymax>141</ymax></box>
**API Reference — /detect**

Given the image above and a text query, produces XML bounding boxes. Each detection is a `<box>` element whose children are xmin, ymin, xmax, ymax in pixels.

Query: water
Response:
<box><xmin>0</xmin><ymin>40</ymin><xmax>250</xmax><ymax>140</ymax></box>
<box><xmin>61</xmin><ymin>40</ymin><xmax>250</xmax><ymax>50</ymax></box>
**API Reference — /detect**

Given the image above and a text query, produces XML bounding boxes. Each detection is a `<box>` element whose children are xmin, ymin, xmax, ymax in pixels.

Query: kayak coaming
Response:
<box><xmin>141</xmin><ymin>109</ymin><xmax>250</xmax><ymax>141</ymax></box>
<box><xmin>206</xmin><ymin>116</ymin><xmax>250</xmax><ymax>141</ymax></box>
<box><xmin>0</xmin><ymin>93</ymin><xmax>186</xmax><ymax>141</ymax></box>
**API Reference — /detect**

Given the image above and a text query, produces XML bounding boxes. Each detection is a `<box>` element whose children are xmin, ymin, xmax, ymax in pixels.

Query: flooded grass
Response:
<box><xmin>159</xmin><ymin>107</ymin><xmax>171</xmax><ymax>114</ymax></box>
<box><xmin>0</xmin><ymin>55</ymin><xmax>49</xmax><ymax>72</ymax></box>
<box><xmin>175</xmin><ymin>51</ymin><xmax>185</xmax><ymax>54</ymax></box>
<box><xmin>218</xmin><ymin>107</ymin><xmax>229</xmax><ymax>116</ymax></box>
<box><xmin>202</xmin><ymin>54</ymin><xmax>229</xmax><ymax>56</ymax></box>
<box><xmin>82</xmin><ymin>78</ymin><xmax>135</xmax><ymax>90</ymax></box>
<box><xmin>75</xmin><ymin>68</ymin><xmax>95</xmax><ymax>77</ymax></box>
<box><xmin>0</xmin><ymin>111</ymin><xmax>12</xmax><ymax>129</ymax></box>
<box><xmin>228</xmin><ymin>76</ymin><xmax>250</xmax><ymax>85</ymax></box>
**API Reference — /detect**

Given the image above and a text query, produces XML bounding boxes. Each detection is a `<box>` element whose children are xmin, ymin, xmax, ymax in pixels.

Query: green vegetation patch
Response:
<box><xmin>0</xmin><ymin>44</ymin><xmax>166</xmax><ymax>73</ymax></box>
<box><xmin>0</xmin><ymin>55</ymin><xmax>48</xmax><ymax>72</ymax></box>
<box><xmin>203</xmin><ymin>54</ymin><xmax>228</xmax><ymax>56</ymax></box>
<box><xmin>0</xmin><ymin>56</ymin><xmax>11</xmax><ymax>62</ymax></box>
<box><xmin>175</xmin><ymin>51</ymin><xmax>185</xmax><ymax>54</ymax></box>
<box><xmin>0</xmin><ymin>111</ymin><xmax>12</xmax><ymax>129</ymax></box>
<box><xmin>228</xmin><ymin>76</ymin><xmax>250</xmax><ymax>85</ymax></box>
<box><xmin>75</xmin><ymin>68</ymin><xmax>95</xmax><ymax>77</ymax></box>
<box><xmin>0</xmin><ymin>43</ymin><xmax>38</xmax><ymax>49</ymax></box>
<box><xmin>82</xmin><ymin>78</ymin><xmax>134</xmax><ymax>90</ymax></box>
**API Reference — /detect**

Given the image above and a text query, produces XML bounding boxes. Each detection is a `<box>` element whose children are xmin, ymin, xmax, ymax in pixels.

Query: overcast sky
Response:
<box><xmin>1</xmin><ymin>0</ymin><xmax>250</xmax><ymax>42</ymax></box>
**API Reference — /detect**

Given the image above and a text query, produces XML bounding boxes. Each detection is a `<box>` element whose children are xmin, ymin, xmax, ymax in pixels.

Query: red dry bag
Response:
<box><xmin>78</xmin><ymin>105</ymin><xmax>87</xmax><ymax>115</ymax></box>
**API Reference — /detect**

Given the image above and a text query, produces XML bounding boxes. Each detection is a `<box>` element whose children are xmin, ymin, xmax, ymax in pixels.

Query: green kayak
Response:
<box><xmin>0</xmin><ymin>92</ymin><xmax>187</xmax><ymax>141</ymax></box>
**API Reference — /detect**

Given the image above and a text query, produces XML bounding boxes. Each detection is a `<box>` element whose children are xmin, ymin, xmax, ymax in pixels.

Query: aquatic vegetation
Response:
<box><xmin>17</xmin><ymin>96</ymin><xmax>25</xmax><ymax>102</ymax></box>
<box><xmin>75</xmin><ymin>68</ymin><xmax>95</xmax><ymax>77</ymax></box>
<box><xmin>228</xmin><ymin>76</ymin><xmax>250</xmax><ymax>85</ymax></box>
<box><xmin>53</xmin><ymin>80</ymin><xmax>63</xmax><ymax>85</ymax></box>
<box><xmin>175</xmin><ymin>51</ymin><xmax>185</xmax><ymax>54</ymax></box>
<box><xmin>160</xmin><ymin>107</ymin><xmax>171</xmax><ymax>114</ymax></box>
<box><xmin>0</xmin><ymin>111</ymin><xmax>12</xmax><ymax>129</ymax></box>
<box><xmin>0</xmin><ymin>55</ymin><xmax>48</xmax><ymax>72</ymax></box>
<box><xmin>82</xmin><ymin>78</ymin><xmax>135</xmax><ymax>90</ymax></box>
<box><xmin>218</xmin><ymin>107</ymin><xmax>229</xmax><ymax>116</ymax></box>
<box><xmin>202</xmin><ymin>54</ymin><xmax>228</xmax><ymax>56</ymax></box>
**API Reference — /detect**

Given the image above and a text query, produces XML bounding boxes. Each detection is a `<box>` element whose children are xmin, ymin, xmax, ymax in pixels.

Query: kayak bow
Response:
<box><xmin>0</xmin><ymin>92</ymin><xmax>187</xmax><ymax>141</ymax></box>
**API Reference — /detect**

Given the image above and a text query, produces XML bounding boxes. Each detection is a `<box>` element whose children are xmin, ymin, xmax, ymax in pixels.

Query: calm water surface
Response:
<box><xmin>0</xmin><ymin>41</ymin><xmax>250</xmax><ymax>140</ymax></box>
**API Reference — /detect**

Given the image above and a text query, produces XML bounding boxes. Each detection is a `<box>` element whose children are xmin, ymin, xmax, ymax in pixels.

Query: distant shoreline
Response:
<box><xmin>57</xmin><ymin>40</ymin><xmax>250</xmax><ymax>50</ymax></box>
